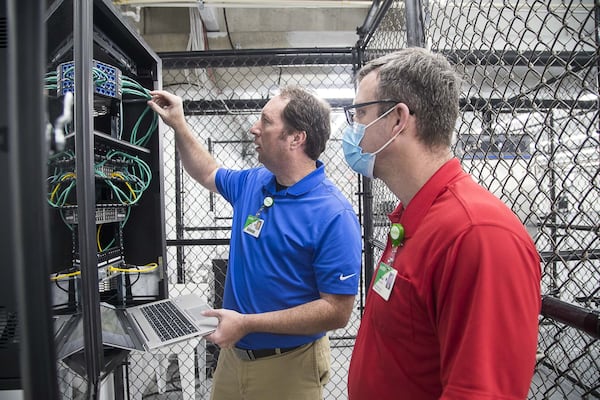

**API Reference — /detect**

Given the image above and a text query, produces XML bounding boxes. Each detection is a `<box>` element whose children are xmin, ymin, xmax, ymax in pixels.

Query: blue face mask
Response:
<box><xmin>342</xmin><ymin>107</ymin><xmax>399</xmax><ymax>179</ymax></box>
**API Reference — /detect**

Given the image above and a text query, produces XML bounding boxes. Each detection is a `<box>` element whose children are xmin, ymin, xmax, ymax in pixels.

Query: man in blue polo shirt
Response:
<box><xmin>148</xmin><ymin>86</ymin><xmax>362</xmax><ymax>400</ymax></box>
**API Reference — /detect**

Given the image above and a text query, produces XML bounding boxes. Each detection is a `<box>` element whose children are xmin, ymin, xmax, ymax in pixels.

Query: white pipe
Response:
<box><xmin>113</xmin><ymin>0</ymin><xmax>372</xmax><ymax>8</ymax></box>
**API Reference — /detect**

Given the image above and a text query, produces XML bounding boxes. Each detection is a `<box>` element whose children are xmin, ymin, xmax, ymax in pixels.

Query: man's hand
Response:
<box><xmin>202</xmin><ymin>309</ymin><xmax>249</xmax><ymax>349</ymax></box>
<box><xmin>147</xmin><ymin>90</ymin><xmax>187</xmax><ymax>131</ymax></box>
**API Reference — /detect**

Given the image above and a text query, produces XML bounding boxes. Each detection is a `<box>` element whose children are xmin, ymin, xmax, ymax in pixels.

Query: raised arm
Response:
<box><xmin>147</xmin><ymin>90</ymin><xmax>219</xmax><ymax>192</ymax></box>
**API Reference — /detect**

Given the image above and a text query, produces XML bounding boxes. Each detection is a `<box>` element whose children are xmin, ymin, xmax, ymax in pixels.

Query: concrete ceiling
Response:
<box><xmin>116</xmin><ymin>1</ymin><xmax>373</xmax><ymax>53</ymax></box>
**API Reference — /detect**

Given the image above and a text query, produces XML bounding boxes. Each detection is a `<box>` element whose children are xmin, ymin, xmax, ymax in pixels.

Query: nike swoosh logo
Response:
<box><xmin>339</xmin><ymin>273</ymin><xmax>357</xmax><ymax>281</ymax></box>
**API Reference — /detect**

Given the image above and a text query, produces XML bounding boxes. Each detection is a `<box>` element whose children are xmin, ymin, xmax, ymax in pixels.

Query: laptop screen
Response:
<box><xmin>54</xmin><ymin>303</ymin><xmax>139</xmax><ymax>360</ymax></box>
<box><xmin>99</xmin><ymin>304</ymin><xmax>137</xmax><ymax>350</ymax></box>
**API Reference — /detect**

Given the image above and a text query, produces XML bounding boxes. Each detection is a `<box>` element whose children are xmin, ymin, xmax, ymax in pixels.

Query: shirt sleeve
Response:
<box><xmin>437</xmin><ymin>225</ymin><xmax>541</xmax><ymax>399</ymax></box>
<box><xmin>313</xmin><ymin>208</ymin><xmax>362</xmax><ymax>296</ymax></box>
<box><xmin>215</xmin><ymin>167</ymin><xmax>257</xmax><ymax>205</ymax></box>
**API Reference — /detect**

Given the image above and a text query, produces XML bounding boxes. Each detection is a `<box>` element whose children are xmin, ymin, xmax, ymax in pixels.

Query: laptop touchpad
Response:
<box><xmin>187</xmin><ymin>306</ymin><xmax>218</xmax><ymax>326</ymax></box>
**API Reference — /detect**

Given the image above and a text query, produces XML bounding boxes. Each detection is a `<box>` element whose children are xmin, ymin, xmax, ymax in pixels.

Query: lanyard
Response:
<box><xmin>386</xmin><ymin>223</ymin><xmax>405</xmax><ymax>264</ymax></box>
<box><xmin>255</xmin><ymin>196</ymin><xmax>274</xmax><ymax>217</ymax></box>
<box><xmin>373</xmin><ymin>223</ymin><xmax>405</xmax><ymax>301</ymax></box>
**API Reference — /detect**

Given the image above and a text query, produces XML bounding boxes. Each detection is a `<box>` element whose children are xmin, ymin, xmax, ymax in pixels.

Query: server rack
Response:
<box><xmin>43</xmin><ymin>0</ymin><xmax>166</xmax><ymax>393</ymax></box>
<box><xmin>46</xmin><ymin>0</ymin><xmax>167</xmax><ymax>310</ymax></box>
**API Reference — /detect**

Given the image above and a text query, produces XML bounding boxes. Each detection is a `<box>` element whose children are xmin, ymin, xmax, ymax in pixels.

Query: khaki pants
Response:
<box><xmin>210</xmin><ymin>336</ymin><xmax>330</xmax><ymax>400</ymax></box>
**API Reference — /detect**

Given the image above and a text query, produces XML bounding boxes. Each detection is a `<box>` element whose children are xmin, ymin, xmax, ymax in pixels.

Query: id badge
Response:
<box><xmin>243</xmin><ymin>215</ymin><xmax>264</xmax><ymax>238</ymax></box>
<box><xmin>372</xmin><ymin>262</ymin><xmax>397</xmax><ymax>301</ymax></box>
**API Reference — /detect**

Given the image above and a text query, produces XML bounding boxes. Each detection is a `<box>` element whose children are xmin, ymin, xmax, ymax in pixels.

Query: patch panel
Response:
<box><xmin>62</xmin><ymin>205</ymin><xmax>127</xmax><ymax>224</ymax></box>
<box><xmin>74</xmin><ymin>249</ymin><xmax>124</xmax><ymax>268</ymax></box>
<box><xmin>56</xmin><ymin>59</ymin><xmax>122</xmax><ymax>99</ymax></box>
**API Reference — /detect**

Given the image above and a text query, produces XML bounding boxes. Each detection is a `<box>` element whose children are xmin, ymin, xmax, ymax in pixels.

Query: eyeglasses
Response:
<box><xmin>343</xmin><ymin>100</ymin><xmax>413</xmax><ymax>125</ymax></box>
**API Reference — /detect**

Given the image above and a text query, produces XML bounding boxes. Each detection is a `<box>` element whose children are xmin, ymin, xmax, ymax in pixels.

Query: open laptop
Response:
<box><xmin>54</xmin><ymin>293</ymin><xmax>218</xmax><ymax>360</ymax></box>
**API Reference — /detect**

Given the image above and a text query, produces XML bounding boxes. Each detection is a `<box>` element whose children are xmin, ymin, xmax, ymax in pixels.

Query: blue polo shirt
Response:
<box><xmin>215</xmin><ymin>161</ymin><xmax>362</xmax><ymax>349</ymax></box>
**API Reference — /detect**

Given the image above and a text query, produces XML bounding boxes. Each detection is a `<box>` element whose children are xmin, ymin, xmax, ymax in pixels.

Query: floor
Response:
<box><xmin>57</xmin><ymin>342</ymin><xmax>598</xmax><ymax>399</ymax></box>
<box><xmin>131</xmin><ymin>346</ymin><xmax>598</xmax><ymax>400</ymax></box>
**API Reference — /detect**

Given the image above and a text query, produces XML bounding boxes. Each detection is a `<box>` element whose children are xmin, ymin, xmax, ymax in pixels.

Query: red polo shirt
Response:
<box><xmin>348</xmin><ymin>158</ymin><xmax>541</xmax><ymax>400</ymax></box>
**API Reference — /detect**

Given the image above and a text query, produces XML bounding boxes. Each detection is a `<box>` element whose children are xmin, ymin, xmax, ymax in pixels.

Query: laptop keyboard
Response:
<box><xmin>141</xmin><ymin>301</ymin><xmax>198</xmax><ymax>341</ymax></box>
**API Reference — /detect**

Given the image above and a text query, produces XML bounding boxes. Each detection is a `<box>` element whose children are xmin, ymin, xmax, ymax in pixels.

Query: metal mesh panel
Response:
<box><xmin>364</xmin><ymin>1</ymin><xmax>599</xmax><ymax>399</ymax></box>
<box><xmin>151</xmin><ymin>2</ymin><xmax>599</xmax><ymax>399</ymax></box>
<box><xmin>158</xmin><ymin>50</ymin><xmax>361</xmax><ymax>400</ymax></box>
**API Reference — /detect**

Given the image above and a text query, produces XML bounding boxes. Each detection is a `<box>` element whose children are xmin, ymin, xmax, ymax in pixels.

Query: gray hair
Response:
<box><xmin>358</xmin><ymin>47</ymin><xmax>460</xmax><ymax>149</ymax></box>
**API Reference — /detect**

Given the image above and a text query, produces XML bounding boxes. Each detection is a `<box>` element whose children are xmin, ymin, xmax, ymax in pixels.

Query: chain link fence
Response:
<box><xmin>141</xmin><ymin>49</ymin><xmax>362</xmax><ymax>399</ymax></box>
<box><xmin>122</xmin><ymin>1</ymin><xmax>599</xmax><ymax>399</ymax></box>
<box><xmin>364</xmin><ymin>1</ymin><xmax>599</xmax><ymax>399</ymax></box>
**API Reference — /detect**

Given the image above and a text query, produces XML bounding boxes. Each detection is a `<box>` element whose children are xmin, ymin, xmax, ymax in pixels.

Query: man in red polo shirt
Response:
<box><xmin>342</xmin><ymin>47</ymin><xmax>541</xmax><ymax>399</ymax></box>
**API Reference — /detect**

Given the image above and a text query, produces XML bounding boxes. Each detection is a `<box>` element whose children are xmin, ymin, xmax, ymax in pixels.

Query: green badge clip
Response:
<box><xmin>390</xmin><ymin>223</ymin><xmax>405</xmax><ymax>248</ymax></box>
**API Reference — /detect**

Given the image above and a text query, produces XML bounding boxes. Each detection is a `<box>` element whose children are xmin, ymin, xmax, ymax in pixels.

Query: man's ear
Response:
<box><xmin>291</xmin><ymin>130</ymin><xmax>307</xmax><ymax>149</ymax></box>
<box><xmin>391</xmin><ymin>103</ymin><xmax>411</xmax><ymax>134</ymax></box>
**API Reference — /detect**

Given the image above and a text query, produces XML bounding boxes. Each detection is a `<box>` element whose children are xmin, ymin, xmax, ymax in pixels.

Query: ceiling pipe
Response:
<box><xmin>113</xmin><ymin>0</ymin><xmax>372</xmax><ymax>8</ymax></box>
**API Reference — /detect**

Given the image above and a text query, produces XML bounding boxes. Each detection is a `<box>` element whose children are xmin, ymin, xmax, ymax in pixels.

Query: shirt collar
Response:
<box><xmin>389</xmin><ymin>158</ymin><xmax>465</xmax><ymax>241</ymax></box>
<box><xmin>263</xmin><ymin>160</ymin><xmax>326</xmax><ymax>197</ymax></box>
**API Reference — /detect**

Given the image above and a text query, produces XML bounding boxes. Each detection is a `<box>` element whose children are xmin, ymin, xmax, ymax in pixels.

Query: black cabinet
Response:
<box><xmin>0</xmin><ymin>0</ymin><xmax>166</xmax><ymax>395</ymax></box>
<box><xmin>45</xmin><ymin>0</ymin><xmax>167</xmax><ymax>310</ymax></box>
